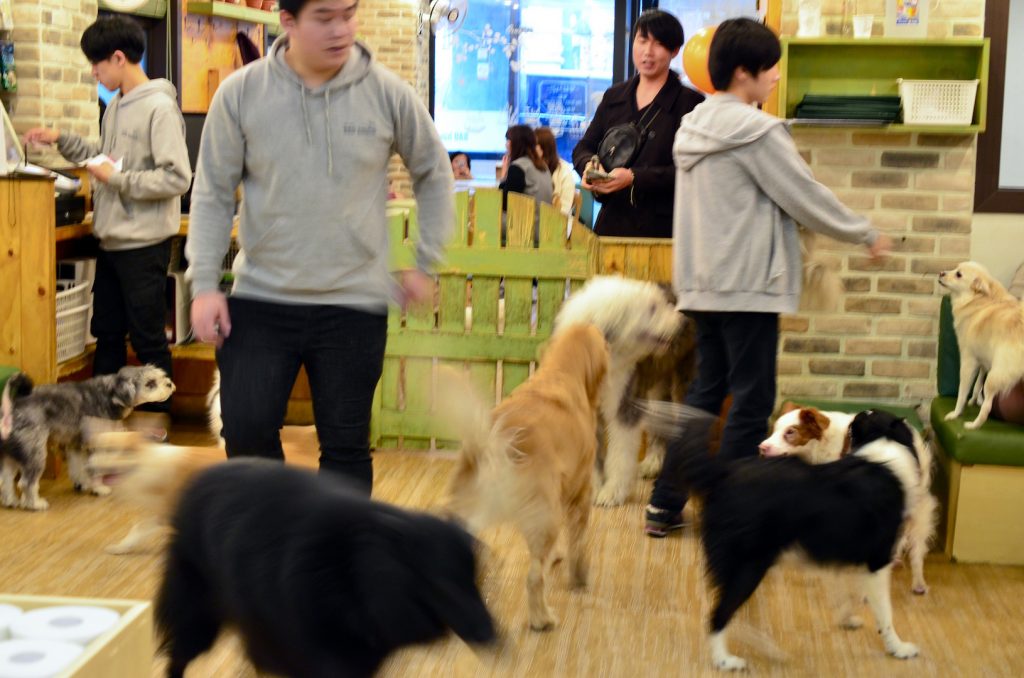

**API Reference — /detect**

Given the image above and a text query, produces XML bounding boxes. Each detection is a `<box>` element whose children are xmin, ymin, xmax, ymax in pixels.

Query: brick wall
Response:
<box><xmin>360</xmin><ymin>0</ymin><xmax>427</xmax><ymax>195</ymax></box>
<box><xmin>4</xmin><ymin>1</ymin><xmax>98</xmax><ymax>167</ymax></box>
<box><xmin>776</xmin><ymin>0</ymin><xmax>984</xmax><ymax>404</ymax></box>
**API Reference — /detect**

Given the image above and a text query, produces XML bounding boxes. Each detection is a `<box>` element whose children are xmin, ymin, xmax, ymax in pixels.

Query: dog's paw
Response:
<box><xmin>943</xmin><ymin>411</ymin><xmax>961</xmax><ymax>422</ymax></box>
<box><xmin>713</xmin><ymin>654</ymin><xmax>748</xmax><ymax>671</ymax></box>
<box><xmin>639</xmin><ymin>454</ymin><xmax>663</xmax><ymax>479</ymax></box>
<box><xmin>840</xmin><ymin>614</ymin><xmax>864</xmax><ymax>630</ymax></box>
<box><xmin>594</xmin><ymin>484</ymin><xmax>628</xmax><ymax>507</ymax></box>
<box><xmin>529</xmin><ymin>611</ymin><xmax>557</xmax><ymax>632</ymax></box>
<box><xmin>105</xmin><ymin>541</ymin><xmax>134</xmax><ymax>556</ymax></box>
<box><xmin>20</xmin><ymin>497</ymin><xmax>49</xmax><ymax>511</ymax></box>
<box><xmin>912</xmin><ymin>582</ymin><xmax>929</xmax><ymax>596</ymax></box>
<box><xmin>89</xmin><ymin>485</ymin><xmax>112</xmax><ymax>497</ymax></box>
<box><xmin>888</xmin><ymin>641</ymin><xmax>920</xmax><ymax>659</ymax></box>
<box><xmin>964</xmin><ymin>419</ymin><xmax>984</xmax><ymax>430</ymax></box>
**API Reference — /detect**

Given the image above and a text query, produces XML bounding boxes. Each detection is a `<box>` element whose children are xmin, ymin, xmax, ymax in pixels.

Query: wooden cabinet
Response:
<box><xmin>0</xmin><ymin>177</ymin><xmax>58</xmax><ymax>383</ymax></box>
<box><xmin>778</xmin><ymin>37</ymin><xmax>990</xmax><ymax>133</ymax></box>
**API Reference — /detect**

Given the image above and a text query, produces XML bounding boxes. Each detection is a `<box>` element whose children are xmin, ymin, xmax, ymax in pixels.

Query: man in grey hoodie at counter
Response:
<box><xmin>25</xmin><ymin>16</ymin><xmax>191</xmax><ymax>413</ymax></box>
<box><xmin>185</xmin><ymin>0</ymin><xmax>454</xmax><ymax>493</ymax></box>
<box><xmin>645</xmin><ymin>18</ymin><xmax>892</xmax><ymax>540</ymax></box>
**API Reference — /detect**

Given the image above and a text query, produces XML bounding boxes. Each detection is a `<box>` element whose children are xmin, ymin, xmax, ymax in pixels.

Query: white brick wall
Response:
<box><xmin>6</xmin><ymin>0</ymin><xmax>99</xmax><ymax>166</ymax></box>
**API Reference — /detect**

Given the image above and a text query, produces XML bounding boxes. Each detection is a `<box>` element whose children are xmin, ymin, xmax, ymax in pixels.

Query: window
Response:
<box><xmin>433</xmin><ymin>0</ymin><xmax>619</xmax><ymax>161</ymax></box>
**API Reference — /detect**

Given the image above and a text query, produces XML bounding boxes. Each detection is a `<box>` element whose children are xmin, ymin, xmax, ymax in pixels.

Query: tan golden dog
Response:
<box><xmin>939</xmin><ymin>261</ymin><xmax>1024</xmax><ymax>429</ymax></box>
<box><xmin>87</xmin><ymin>427</ymin><xmax>317</xmax><ymax>554</ymax></box>
<box><xmin>443</xmin><ymin>324</ymin><xmax>609</xmax><ymax>631</ymax></box>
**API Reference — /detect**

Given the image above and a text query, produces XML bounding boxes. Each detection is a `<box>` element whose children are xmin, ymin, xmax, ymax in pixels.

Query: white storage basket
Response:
<box><xmin>898</xmin><ymin>78</ymin><xmax>979</xmax><ymax>126</ymax></box>
<box><xmin>56</xmin><ymin>303</ymin><xmax>91</xmax><ymax>363</ymax></box>
<box><xmin>55</xmin><ymin>279</ymin><xmax>91</xmax><ymax>314</ymax></box>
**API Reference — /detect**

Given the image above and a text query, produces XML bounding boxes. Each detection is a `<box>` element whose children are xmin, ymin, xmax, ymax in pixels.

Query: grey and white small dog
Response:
<box><xmin>1</xmin><ymin>365</ymin><xmax>175</xmax><ymax>511</ymax></box>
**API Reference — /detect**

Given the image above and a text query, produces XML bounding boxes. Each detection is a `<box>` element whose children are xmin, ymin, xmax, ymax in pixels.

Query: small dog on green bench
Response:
<box><xmin>938</xmin><ymin>261</ymin><xmax>1024</xmax><ymax>430</ymax></box>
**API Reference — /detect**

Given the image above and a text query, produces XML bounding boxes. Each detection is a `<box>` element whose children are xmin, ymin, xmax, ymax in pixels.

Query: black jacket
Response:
<box><xmin>573</xmin><ymin>73</ymin><xmax>704</xmax><ymax>238</ymax></box>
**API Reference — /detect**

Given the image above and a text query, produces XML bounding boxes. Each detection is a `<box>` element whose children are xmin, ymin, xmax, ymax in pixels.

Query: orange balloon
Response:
<box><xmin>683</xmin><ymin>26</ymin><xmax>717</xmax><ymax>94</ymax></box>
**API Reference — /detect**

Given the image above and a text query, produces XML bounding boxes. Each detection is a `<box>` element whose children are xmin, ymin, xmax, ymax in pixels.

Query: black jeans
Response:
<box><xmin>216</xmin><ymin>297</ymin><xmax>387</xmax><ymax>494</ymax></box>
<box><xmin>649</xmin><ymin>311</ymin><xmax>779</xmax><ymax>513</ymax></box>
<box><xmin>91</xmin><ymin>239</ymin><xmax>173</xmax><ymax>412</ymax></box>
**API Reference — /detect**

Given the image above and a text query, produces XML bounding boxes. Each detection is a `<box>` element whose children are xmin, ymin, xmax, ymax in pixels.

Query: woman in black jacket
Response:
<box><xmin>573</xmin><ymin>9</ymin><xmax>704</xmax><ymax>238</ymax></box>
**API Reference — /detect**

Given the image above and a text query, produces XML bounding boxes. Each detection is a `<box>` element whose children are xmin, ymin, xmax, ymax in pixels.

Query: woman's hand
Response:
<box><xmin>589</xmin><ymin>167</ymin><xmax>634</xmax><ymax>196</ymax></box>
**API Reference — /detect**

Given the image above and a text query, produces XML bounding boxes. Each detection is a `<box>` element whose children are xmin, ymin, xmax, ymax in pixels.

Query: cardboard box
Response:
<box><xmin>0</xmin><ymin>594</ymin><xmax>152</xmax><ymax>677</ymax></box>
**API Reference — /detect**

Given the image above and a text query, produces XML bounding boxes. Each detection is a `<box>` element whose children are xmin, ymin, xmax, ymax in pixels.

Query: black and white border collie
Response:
<box><xmin>642</xmin><ymin>404</ymin><xmax>922</xmax><ymax>671</ymax></box>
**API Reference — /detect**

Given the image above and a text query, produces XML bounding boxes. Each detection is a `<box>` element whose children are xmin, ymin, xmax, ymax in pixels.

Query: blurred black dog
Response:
<box><xmin>156</xmin><ymin>460</ymin><xmax>495</xmax><ymax>678</ymax></box>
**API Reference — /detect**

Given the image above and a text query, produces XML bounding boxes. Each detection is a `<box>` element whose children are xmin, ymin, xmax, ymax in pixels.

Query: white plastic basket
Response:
<box><xmin>56</xmin><ymin>303</ymin><xmax>90</xmax><ymax>363</ymax></box>
<box><xmin>55</xmin><ymin>279</ymin><xmax>91</xmax><ymax>314</ymax></box>
<box><xmin>898</xmin><ymin>79</ymin><xmax>979</xmax><ymax>126</ymax></box>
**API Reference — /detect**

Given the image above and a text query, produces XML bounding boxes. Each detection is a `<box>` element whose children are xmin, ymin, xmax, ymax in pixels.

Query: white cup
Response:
<box><xmin>853</xmin><ymin>14</ymin><xmax>874</xmax><ymax>38</ymax></box>
<box><xmin>798</xmin><ymin>8</ymin><xmax>821</xmax><ymax>37</ymax></box>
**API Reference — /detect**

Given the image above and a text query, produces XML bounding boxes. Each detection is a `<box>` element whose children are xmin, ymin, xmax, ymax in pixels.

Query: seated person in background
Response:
<box><xmin>536</xmin><ymin>127</ymin><xmax>577</xmax><ymax>216</ymax></box>
<box><xmin>450</xmin><ymin>151</ymin><xmax>473</xmax><ymax>180</ymax></box>
<box><xmin>498</xmin><ymin>125</ymin><xmax>553</xmax><ymax>212</ymax></box>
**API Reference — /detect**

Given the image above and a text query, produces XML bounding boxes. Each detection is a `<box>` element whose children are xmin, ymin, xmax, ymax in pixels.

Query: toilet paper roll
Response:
<box><xmin>0</xmin><ymin>639</ymin><xmax>83</xmax><ymax>678</ymax></box>
<box><xmin>0</xmin><ymin>606</ymin><xmax>23</xmax><ymax>641</ymax></box>
<box><xmin>9</xmin><ymin>606</ymin><xmax>119</xmax><ymax>645</ymax></box>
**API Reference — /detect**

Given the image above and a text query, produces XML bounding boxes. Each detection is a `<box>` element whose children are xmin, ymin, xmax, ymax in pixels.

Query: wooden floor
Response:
<box><xmin>2</xmin><ymin>423</ymin><xmax>1024</xmax><ymax>677</ymax></box>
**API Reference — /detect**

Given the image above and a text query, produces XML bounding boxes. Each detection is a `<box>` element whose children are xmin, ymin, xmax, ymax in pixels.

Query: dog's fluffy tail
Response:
<box><xmin>206</xmin><ymin>370</ymin><xmax>223</xmax><ymax>446</ymax></box>
<box><xmin>799</xmin><ymin>229</ymin><xmax>843</xmax><ymax>312</ymax></box>
<box><xmin>633</xmin><ymin>399</ymin><xmax>727</xmax><ymax>497</ymax></box>
<box><xmin>1</xmin><ymin>372</ymin><xmax>33</xmax><ymax>441</ymax></box>
<box><xmin>438</xmin><ymin>368</ymin><xmax>527</xmax><ymax>531</ymax></box>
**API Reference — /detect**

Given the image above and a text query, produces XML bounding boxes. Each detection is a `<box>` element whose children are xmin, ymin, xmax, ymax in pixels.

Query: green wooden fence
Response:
<box><xmin>371</xmin><ymin>189</ymin><xmax>600</xmax><ymax>449</ymax></box>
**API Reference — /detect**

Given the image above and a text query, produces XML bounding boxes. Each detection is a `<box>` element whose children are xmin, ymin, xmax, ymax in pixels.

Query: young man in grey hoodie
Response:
<box><xmin>645</xmin><ymin>18</ymin><xmax>892</xmax><ymax>538</ymax></box>
<box><xmin>25</xmin><ymin>17</ymin><xmax>191</xmax><ymax>413</ymax></box>
<box><xmin>186</xmin><ymin>0</ymin><xmax>454</xmax><ymax>492</ymax></box>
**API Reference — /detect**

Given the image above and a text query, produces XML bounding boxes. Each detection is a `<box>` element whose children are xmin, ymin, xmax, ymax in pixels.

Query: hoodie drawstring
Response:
<box><xmin>325</xmin><ymin>88</ymin><xmax>334</xmax><ymax>177</ymax></box>
<box><xmin>300</xmin><ymin>84</ymin><xmax>313</xmax><ymax>145</ymax></box>
<box><xmin>299</xmin><ymin>83</ymin><xmax>334</xmax><ymax>177</ymax></box>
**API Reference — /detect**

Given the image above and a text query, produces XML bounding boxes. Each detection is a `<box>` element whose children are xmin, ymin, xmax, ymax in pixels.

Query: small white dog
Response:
<box><xmin>553</xmin><ymin>276</ymin><xmax>685</xmax><ymax>507</ymax></box>
<box><xmin>938</xmin><ymin>261</ymin><xmax>1024</xmax><ymax>430</ymax></box>
<box><xmin>761</xmin><ymin>405</ymin><xmax>937</xmax><ymax>596</ymax></box>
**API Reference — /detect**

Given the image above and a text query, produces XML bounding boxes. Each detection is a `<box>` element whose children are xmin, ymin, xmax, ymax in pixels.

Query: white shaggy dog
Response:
<box><xmin>553</xmin><ymin>276</ymin><xmax>684</xmax><ymax>506</ymax></box>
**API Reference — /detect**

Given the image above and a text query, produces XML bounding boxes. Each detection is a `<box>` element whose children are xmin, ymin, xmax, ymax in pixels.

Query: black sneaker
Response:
<box><xmin>645</xmin><ymin>505</ymin><xmax>684</xmax><ymax>538</ymax></box>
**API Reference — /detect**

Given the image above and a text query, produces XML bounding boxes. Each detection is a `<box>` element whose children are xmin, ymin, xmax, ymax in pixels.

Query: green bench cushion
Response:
<box><xmin>0</xmin><ymin>366</ymin><xmax>21</xmax><ymax>392</ymax></box>
<box><xmin>931</xmin><ymin>397</ymin><xmax>1024</xmax><ymax>467</ymax></box>
<box><xmin>780</xmin><ymin>397</ymin><xmax>924</xmax><ymax>432</ymax></box>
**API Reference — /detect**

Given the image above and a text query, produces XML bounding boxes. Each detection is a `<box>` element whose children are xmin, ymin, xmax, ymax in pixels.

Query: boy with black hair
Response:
<box><xmin>645</xmin><ymin>18</ymin><xmax>892</xmax><ymax>537</ymax></box>
<box><xmin>25</xmin><ymin>16</ymin><xmax>191</xmax><ymax>415</ymax></box>
<box><xmin>186</xmin><ymin>0</ymin><xmax>454</xmax><ymax>493</ymax></box>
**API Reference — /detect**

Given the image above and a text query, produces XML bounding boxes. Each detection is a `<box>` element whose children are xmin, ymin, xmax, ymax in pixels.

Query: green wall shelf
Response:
<box><xmin>779</xmin><ymin>37</ymin><xmax>990</xmax><ymax>133</ymax></box>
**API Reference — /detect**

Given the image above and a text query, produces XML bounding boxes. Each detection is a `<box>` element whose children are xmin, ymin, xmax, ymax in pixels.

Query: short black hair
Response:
<box><xmin>633</xmin><ymin>9</ymin><xmax>684</xmax><ymax>53</ymax></box>
<box><xmin>708</xmin><ymin>18</ymin><xmax>781</xmax><ymax>92</ymax></box>
<box><xmin>278</xmin><ymin>0</ymin><xmax>308</xmax><ymax>15</ymax></box>
<box><xmin>449</xmin><ymin>151</ymin><xmax>471</xmax><ymax>169</ymax></box>
<box><xmin>80</xmin><ymin>16</ymin><xmax>146</xmax><ymax>65</ymax></box>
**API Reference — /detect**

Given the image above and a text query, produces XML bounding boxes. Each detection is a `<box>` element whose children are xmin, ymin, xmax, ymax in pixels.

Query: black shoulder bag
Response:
<box><xmin>597</xmin><ymin>105</ymin><xmax>662</xmax><ymax>171</ymax></box>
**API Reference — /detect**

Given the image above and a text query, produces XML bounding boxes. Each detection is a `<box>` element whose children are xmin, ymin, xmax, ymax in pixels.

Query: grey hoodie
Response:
<box><xmin>185</xmin><ymin>38</ymin><xmax>454</xmax><ymax>310</ymax></box>
<box><xmin>672</xmin><ymin>93</ymin><xmax>878</xmax><ymax>314</ymax></box>
<box><xmin>58</xmin><ymin>79</ymin><xmax>191</xmax><ymax>251</ymax></box>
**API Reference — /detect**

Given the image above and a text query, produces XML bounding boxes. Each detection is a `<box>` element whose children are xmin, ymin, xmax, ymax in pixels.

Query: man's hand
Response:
<box><xmin>191</xmin><ymin>291</ymin><xmax>231</xmax><ymax>348</ymax></box>
<box><xmin>868</xmin><ymin>233</ymin><xmax>893</xmax><ymax>259</ymax></box>
<box><xmin>23</xmin><ymin>127</ymin><xmax>60</xmax><ymax>147</ymax></box>
<box><xmin>396</xmin><ymin>270</ymin><xmax>434</xmax><ymax>310</ymax></box>
<box><xmin>588</xmin><ymin>167</ymin><xmax>634</xmax><ymax>196</ymax></box>
<box><xmin>87</xmin><ymin>161</ymin><xmax>116</xmax><ymax>184</ymax></box>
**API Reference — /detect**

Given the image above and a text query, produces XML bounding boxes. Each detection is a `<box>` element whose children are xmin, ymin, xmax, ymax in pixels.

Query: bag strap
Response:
<box><xmin>635</xmin><ymin>104</ymin><xmax>662</xmax><ymax>133</ymax></box>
